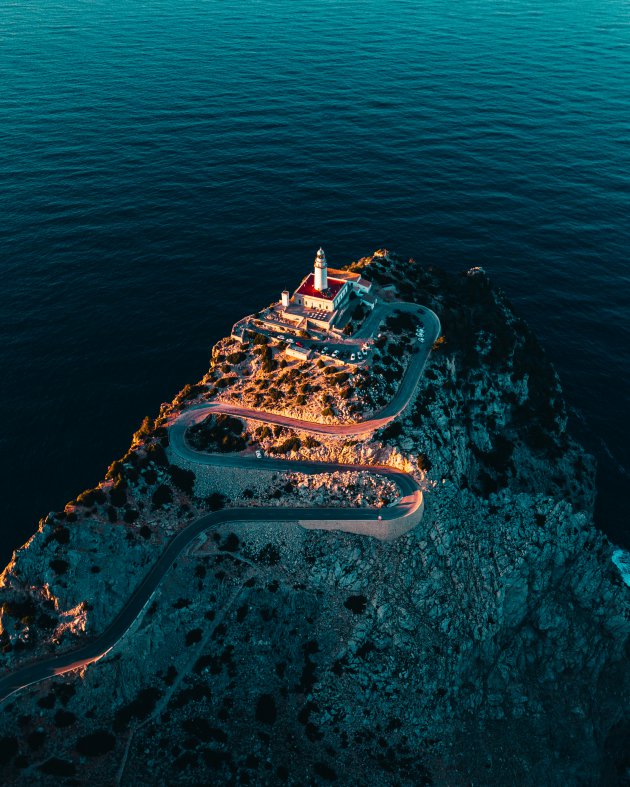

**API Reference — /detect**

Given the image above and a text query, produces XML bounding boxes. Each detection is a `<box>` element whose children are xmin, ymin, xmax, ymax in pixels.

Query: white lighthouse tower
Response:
<box><xmin>314</xmin><ymin>247</ymin><xmax>328</xmax><ymax>292</ymax></box>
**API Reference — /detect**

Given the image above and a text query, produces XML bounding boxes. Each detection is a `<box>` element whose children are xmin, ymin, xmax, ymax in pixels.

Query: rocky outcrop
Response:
<box><xmin>0</xmin><ymin>252</ymin><xmax>627</xmax><ymax>786</ymax></box>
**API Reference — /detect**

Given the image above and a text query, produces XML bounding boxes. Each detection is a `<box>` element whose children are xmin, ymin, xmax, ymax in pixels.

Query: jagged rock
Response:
<box><xmin>0</xmin><ymin>251</ymin><xmax>627</xmax><ymax>786</ymax></box>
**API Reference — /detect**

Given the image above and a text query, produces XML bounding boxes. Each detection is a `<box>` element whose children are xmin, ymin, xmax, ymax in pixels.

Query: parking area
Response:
<box><xmin>246</xmin><ymin>304</ymin><xmax>431</xmax><ymax>369</ymax></box>
<box><xmin>311</xmin><ymin>341</ymin><xmax>373</xmax><ymax>365</ymax></box>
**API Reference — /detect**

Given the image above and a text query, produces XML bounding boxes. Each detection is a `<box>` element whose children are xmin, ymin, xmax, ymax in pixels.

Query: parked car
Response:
<box><xmin>332</xmin><ymin>350</ymin><xmax>339</xmax><ymax>357</ymax></box>
<box><xmin>296</xmin><ymin>341</ymin><xmax>303</xmax><ymax>347</ymax></box>
<box><xmin>350</xmin><ymin>353</ymin><xmax>356</xmax><ymax>362</ymax></box>
<box><xmin>322</xmin><ymin>346</ymin><xmax>329</xmax><ymax>354</ymax></box>
<box><xmin>255</xmin><ymin>450</ymin><xmax>263</xmax><ymax>459</ymax></box>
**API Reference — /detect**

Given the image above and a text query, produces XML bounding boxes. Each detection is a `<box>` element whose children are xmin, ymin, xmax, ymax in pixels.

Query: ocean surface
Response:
<box><xmin>1</xmin><ymin>0</ymin><xmax>629</xmax><ymax>565</ymax></box>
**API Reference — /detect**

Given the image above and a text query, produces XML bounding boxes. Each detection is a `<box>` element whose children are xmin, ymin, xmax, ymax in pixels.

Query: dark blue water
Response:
<box><xmin>2</xmin><ymin>0</ymin><xmax>629</xmax><ymax>563</ymax></box>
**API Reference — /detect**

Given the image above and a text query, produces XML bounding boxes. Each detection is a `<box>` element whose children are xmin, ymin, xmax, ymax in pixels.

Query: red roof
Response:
<box><xmin>295</xmin><ymin>274</ymin><xmax>346</xmax><ymax>301</ymax></box>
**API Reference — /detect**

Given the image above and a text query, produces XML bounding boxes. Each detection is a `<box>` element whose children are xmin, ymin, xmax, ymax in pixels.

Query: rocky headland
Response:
<box><xmin>0</xmin><ymin>252</ymin><xmax>628</xmax><ymax>785</ymax></box>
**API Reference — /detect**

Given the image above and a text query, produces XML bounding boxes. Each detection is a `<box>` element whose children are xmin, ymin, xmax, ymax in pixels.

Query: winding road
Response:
<box><xmin>0</xmin><ymin>303</ymin><xmax>440</xmax><ymax>705</ymax></box>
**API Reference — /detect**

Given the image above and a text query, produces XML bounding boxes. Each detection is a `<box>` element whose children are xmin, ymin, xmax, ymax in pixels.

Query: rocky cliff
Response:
<box><xmin>0</xmin><ymin>252</ymin><xmax>627</xmax><ymax>786</ymax></box>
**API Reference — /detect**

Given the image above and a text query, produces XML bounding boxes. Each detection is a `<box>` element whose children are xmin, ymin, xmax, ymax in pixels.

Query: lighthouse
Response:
<box><xmin>314</xmin><ymin>247</ymin><xmax>328</xmax><ymax>292</ymax></box>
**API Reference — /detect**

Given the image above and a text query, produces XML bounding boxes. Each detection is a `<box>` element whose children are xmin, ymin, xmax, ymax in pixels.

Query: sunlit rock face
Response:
<box><xmin>0</xmin><ymin>253</ymin><xmax>627</xmax><ymax>786</ymax></box>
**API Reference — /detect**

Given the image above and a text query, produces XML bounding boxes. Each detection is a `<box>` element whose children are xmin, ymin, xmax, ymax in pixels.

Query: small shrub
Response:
<box><xmin>133</xmin><ymin>416</ymin><xmax>154</xmax><ymax>442</ymax></box>
<box><xmin>75</xmin><ymin>730</ymin><xmax>115</xmax><ymax>757</ymax></box>
<box><xmin>182</xmin><ymin>718</ymin><xmax>227</xmax><ymax>743</ymax></box>
<box><xmin>38</xmin><ymin>758</ymin><xmax>76</xmax><ymax>777</ymax></box>
<box><xmin>207</xmin><ymin>493</ymin><xmax>227</xmax><ymax>510</ymax></box>
<box><xmin>152</xmin><ymin>484</ymin><xmax>173</xmax><ymax>509</ymax></box>
<box><xmin>314</xmin><ymin>762</ymin><xmax>338</xmax><ymax>782</ymax></box>
<box><xmin>186</xmin><ymin>628</ymin><xmax>202</xmax><ymax>646</ymax></box>
<box><xmin>219</xmin><ymin>533</ymin><xmax>240</xmax><ymax>552</ymax></box>
<box><xmin>114</xmin><ymin>688</ymin><xmax>162</xmax><ymax>731</ymax></box>
<box><xmin>268</xmin><ymin>437</ymin><xmax>301</xmax><ymax>455</ymax></box>
<box><xmin>142</xmin><ymin>467</ymin><xmax>158</xmax><ymax>485</ymax></box>
<box><xmin>177</xmin><ymin>383</ymin><xmax>203</xmax><ymax>402</ymax></box>
<box><xmin>344</xmin><ymin>595</ymin><xmax>367</xmax><ymax>614</ymax></box>
<box><xmin>258</xmin><ymin>544</ymin><xmax>280</xmax><ymax>565</ymax></box>
<box><xmin>123</xmin><ymin>508</ymin><xmax>139</xmax><ymax>524</ymax></box>
<box><xmin>27</xmin><ymin>730</ymin><xmax>46</xmax><ymax>750</ymax></box>
<box><xmin>75</xmin><ymin>488</ymin><xmax>106</xmax><ymax>508</ymax></box>
<box><xmin>54</xmin><ymin>709</ymin><xmax>76</xmax><ymax>728</ymax></box>
<box><xmin>49</xmin><ymin>559</ymin><xmax>69</xmax><ymax>575</ymax></box>
<box><xmin>51</xmin><ymin>525</ymin><xmax>70</xmax><ymax>545</ymax></box>
<box><xmin>146</xmin><ymin>443</ymin><xmax>168</xmax><ymax>467</ymax></box>
<box><xmin>37</xmin><ymin>693</ymin><xmax>56</xmax><ymax>710</ymax></box>
<box><xmin>170</xmin><ymin>466</ymin><xmax>195</xmax><ymax>495</ymax></box>
<box><xmin>164</xmin><ymin>665</ymin><xmax>178</xmax><ymax>685</ymax></box>
<box><xmin>255</xmin><ymin>694</ymin><xmax>277</xmax><ymax>725</ymax></box>
<box><xmin>380</xmin><ymin>421</ymin><xmax>403</xmax><ymax>441</ymax></box>
<box><xmin>0</xmin><ymin>736</ymin><xmax>17</xmax><ymax>765</ymax></box>
<box><xmin>109</xmin><ymin>483</ymin><xmax>127</xmax><ymax>507</ymax></box>
<box><xmin>417</xmin><ymin>453</ymin><xmax>432</xmax><ymax>472</ymax></box>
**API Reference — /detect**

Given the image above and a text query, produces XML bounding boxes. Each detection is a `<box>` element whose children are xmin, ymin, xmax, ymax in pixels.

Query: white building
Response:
<box><xmin>277</xmin><ymin>248</ymin><xmax>376</xmax><ymax>330</ymax></box>
<box><xmin>293</xmin><ymin>248</ymin><xmax>351</xmax><ymax>314</ymax></box>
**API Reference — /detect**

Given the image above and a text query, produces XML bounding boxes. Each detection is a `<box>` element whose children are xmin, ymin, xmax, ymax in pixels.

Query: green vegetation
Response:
<box><xmin>257</xmin><ymin>543</ymin><xmax>280</xmax><ymax>565</ymax></box>
<box><xmin>220</xmin><ymin>532</ymin><xmax>240</xmax><ymax>552</ymax></box>
<box><xmin>176</xmin><ymin>383</ymin><xmax>205</xmax><ymax>403</ymax></box>
<box><xmin>385</xmin><ymin>310</ymin><xmax>418</xmax><ymax>334</ymax></box>
<box><xmin>114</xmin><ymin>687</ymin><xmax>163</xmax><ymax>731</ymax></box>
<box><xmin>152</xmin><ymin>484</ymin><xmax>173</xmax><ymax>509</ymax></box>
<box><xmin>206</xmin><ymin>492</ymin><xmax>227</xmax><ymax>510</ymax></box>
<box><xmin>38</xmin><ymin>758</ymin><xmax>76</xmax><ymax>777</ymax></box>
<box><xmin>226</xmin><ymin>350</ymin><xmax>246</xmax><ymax>364</ymax></box>
<box><xmin>379</xmin><ymin>421</ymin><xmax>403</xmax><ymax>441</ymax></box>
<box><xmin>344</xmin><ymin>594</ymin><xmax>368</xmax><ymax>614</ymax></box>
<box><xmin>169</xmin><ymin>465</ymin><xmax>195</xmax><ymax>495</ymax></box>
<box><xmin>188</xmin><ymin>414</ymin><xmax>248</xmax><ymax>454</ymax></box>
<box><xmin>185</xmin><ymin>628</ymin><xmax>203</xmax><ymax>646</ymax></box>
<box><xmin>49</xmin><ymin>559</ymin><xmax>69</xmax><ymax>575</ymax></box>
<box><xmin>75</xmin><ymin>731</ymin><xmax>115</xmax><ymax>757</ymax></box>
<box><xmin>268</xmin><ymin>436</ymin><xmax>301</xmax><ymax>455</ymax></box>
<box><xmin>75</xmin><ymin>487</ymin><xmax>106</xmax><ymax>508</ymax></box>
<box><xmin>417</xmin><ymin>453</ymin><xmax>432</xmax><ymax>472</ymax></box>
<box><xmin>255</xmin><ymin>694</ymin><xmax>277</xmax><ymax>725</ymax></box>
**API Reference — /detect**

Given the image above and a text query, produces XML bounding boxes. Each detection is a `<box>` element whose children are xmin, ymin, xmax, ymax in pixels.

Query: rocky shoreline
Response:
<box><xmin>0</xmin><ymin>252</ymin><xmax>628</xmax><ymax>785</ymax></box>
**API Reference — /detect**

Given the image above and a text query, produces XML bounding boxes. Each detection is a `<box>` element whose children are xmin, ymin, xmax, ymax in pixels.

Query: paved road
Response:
<box><xmin>0</xmin><ymin>302</ymin><xmax>440</xmax><ymax>705</ymax></box>
<box><xmin>186</xmin><ymin>303</ymin><xmax>441</xmax><ymax>437</ymax></box>
<box><xmin>241</xmin><ymin>300</ymin><xmax>437</xmax><ymax>365</ymax></box>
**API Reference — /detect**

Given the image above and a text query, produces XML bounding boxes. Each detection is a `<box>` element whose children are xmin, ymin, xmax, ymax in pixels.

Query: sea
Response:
<box><xmin>1</xmin><ymin>0</ymin><xmax>629</xmax><ymax>567</ymax></box>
